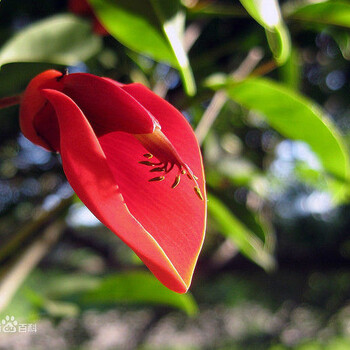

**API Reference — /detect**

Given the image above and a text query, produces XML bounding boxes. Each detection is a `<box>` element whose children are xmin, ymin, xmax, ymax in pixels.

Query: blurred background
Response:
<box><xmin>0</xmin><ymin>0</ymin><xmax>350</xmax><ymax>349</ymax></box>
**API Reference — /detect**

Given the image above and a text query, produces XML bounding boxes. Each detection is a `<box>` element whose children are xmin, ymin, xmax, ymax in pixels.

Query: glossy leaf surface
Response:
<box><xmin>0</xmin><ymin>15</ymin><xmax>101</xmax><ymax>68</ymax></box>
<box><xmin>88</xmin><ymin>0</ymin><xmax>196</xmax><ymax>95</ymax></box>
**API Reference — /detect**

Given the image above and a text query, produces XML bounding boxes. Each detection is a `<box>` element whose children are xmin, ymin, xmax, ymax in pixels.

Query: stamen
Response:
<box><xmin>149</xmin><ymin>176</ymin><xmax>165</xmax><ymax>182</ymax></box>
<box><xmin>194</xmin><ymin>186</ymin><xmax>204</xmax><ymax>200</ymax></box>
<box><xmin>135</xmin><ymin>128</ymin><xmax>203</xmax><ymax>199</ymax></box>
<box><xmin>150</xmin><ymin>167</ymin><xmax>165</xmax><ymax>172</ymax></box>
<box><xmin>139</xmin><ymin>161</ymin><xmax>155</xmax><ymax>166</ymax></box>
<box><xmin>171</xmin><ymin>175</ymin><xmax>181</xmax><ymax>189</ymax></box>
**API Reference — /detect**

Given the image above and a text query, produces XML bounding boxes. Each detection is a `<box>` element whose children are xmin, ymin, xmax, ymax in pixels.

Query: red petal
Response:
<box><xmin>99</xmin><ymin>85</ymin><xmax>206</xmax><ymax>288</ymax></box>
<box><xmin>61</xmin><ymin>73</ymin><xmax>156</xmax><ymax>135</ymax></box>
<box><xmin>20</xmin><ymin>70</ymin><xmax>63</xmax><ymax>150</ymax></box>
<box><xmin>41</xmin><ymin>88</ymin><xmax>189</xmax><ymax>293</ymax></box>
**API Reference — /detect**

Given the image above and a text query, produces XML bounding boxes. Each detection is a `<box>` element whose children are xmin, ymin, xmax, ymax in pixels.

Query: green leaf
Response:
<box><xmin>326</xmin><ymin>338</ymin><xmax>350</xmax><ymax>350</ymax></box>
<box><xmin>42</xmin><ymin>300</ymin><xmax>80</xmax><ymax>318</ymax></box>
<box><xmin>279</xmin><ymin>48</ymin><xmax>301</xmax><ymax>90</ymax></box>
<box><xmin>44</xmin><ymin>274</ymin><xmax>100</xmax><ymax>298</ymax></box>
<box><xmin>287</xmin><ymin>0</ymin><xmax>350</xmax><ymax>28</ymax></box>
<box><xmin>285</xmin><ymin>1</ymin><xmax>350</xmax><ymax>59</ymax></box>
<box><xmin>209</xmin><ymin>77</ymin><xmax>350</xmax><ymax>202</ymax></box>
<box><xmin>80</xmin><ymin>272</ymin><xmax>198</xmax><ymax>316</ymax></box>
<box><xmin>327</xmin><ymin>28</ymin><xmax>350</xmax><ymax>60</ymax></box>
<box><xmin>265</xmin><ymin>22</ymin><xmax>291</xmax><ymax>65</ymax></box>
<box><xmin>88</xmin><ymin>0</ymin><xmax>196</xmax><ymax>95</ymax></box>
<box><xmin>239</xmin><ymin>0</ymin><xmax>291</xmax><ymax>64</ymax></box>
<box><xmin>207</xmin><ymin>193</ymin><xmax>275</xmax><ymax>271</ymax></box>
<box><xmin>186</xmin><ymin>2</ymin><xmax>247</xmax><ymax>18</ymax></box>
<box><xmin>239</xmin><ymin>0</ymin><xmax>280</xmax><ymax>29</ymax></box>
<box><xmin>0</xmin><ymin>15</ymin><xmax>102</xmax><ymax>68</ymax></box>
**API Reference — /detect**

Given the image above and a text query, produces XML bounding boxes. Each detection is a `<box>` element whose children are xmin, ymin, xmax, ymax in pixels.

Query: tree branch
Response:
<box><xmin>0</xmin><ymin>220</ymin><xmax>65</xmax><ymax>312</ymax></box>
<box><xmin>195</xmin><ymin>47</ymin><xmax>264</xmax><ymax>144</ymax></box>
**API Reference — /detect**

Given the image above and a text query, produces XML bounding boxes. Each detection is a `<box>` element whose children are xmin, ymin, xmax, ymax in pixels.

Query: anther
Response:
<box><xmin>181</xmin><ymin>169</ymin><xmax>186</xmax><ymax>175</ymax></box>
<box><xmin>139</xmin><ymin>161</ymin><xmax>155</xmax><ymax>166</ymax></box>
<box><xmin>149</xmin><ymin>176</ymin><xmax>165</xmax><ymax>182</ymax></box>
<box><xmin>194</xmin><ymin>186</ymin><xmax>204</xmax><ymax>200</ymax></box>
<box><xmin>143</xmin><ymin>153</ymin><xmax>153</xmax><ymax>159</ymax></box>
<box><xmin>171</xmin><ymin>175</ymin><xmax>181</xmax><ymax>189</ymax></box>
<box><xmin>150</xmin><ymin>167</ymin><xmax>165</xmax><ymax>172</ymax></box>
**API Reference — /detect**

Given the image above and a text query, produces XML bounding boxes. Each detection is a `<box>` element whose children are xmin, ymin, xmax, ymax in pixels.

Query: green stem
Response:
<box><xmin>0</xmin><ymin>94</ymin><xmax>22</xmax><ymax>109</ymax></box>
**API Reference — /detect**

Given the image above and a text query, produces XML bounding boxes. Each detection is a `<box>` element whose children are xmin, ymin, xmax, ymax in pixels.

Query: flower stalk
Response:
<box><xmin>0</xmin><ymin>94</ymin><xmax>22</xmax><ymax>110</ymax></box>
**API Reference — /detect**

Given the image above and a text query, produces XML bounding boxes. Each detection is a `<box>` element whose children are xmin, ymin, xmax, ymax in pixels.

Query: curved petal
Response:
<box><xmin>61</xmin><ymin>73</ymin><xmax>157</xmax><ymax>135</ymax></box>
<box><xmin>41</xmin><ymin>88</ymin><xmax>189</xmax><ymax>293</ymax></box>
<box><xmin>33</xmin><ymin>102</ymin><xmax>61</xmax><ymax>152</ymax></box>
<box><xmin>98</xmin><ymin>85</ymin><xmax>206</xmax><ymax>287</ymax></box>
<box><xmin>20</xmin><ymin>69</ymin><xmax>64</xmax><ymax>150</ymax></box>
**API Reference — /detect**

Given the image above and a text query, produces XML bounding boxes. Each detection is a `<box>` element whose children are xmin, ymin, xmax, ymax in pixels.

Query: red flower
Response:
<box><xmin>20</xmin><ymin>70</ymin><xmax>206</xmax><ymax>293</ymax></box>
<box><xmin>68</xmin><ymin>0</ymin><xmax>108</xmax><ymax>36</ymax></box>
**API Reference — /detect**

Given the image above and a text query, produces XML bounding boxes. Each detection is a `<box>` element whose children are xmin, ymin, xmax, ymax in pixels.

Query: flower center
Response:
<box><xmin>134</xmin><ymin>127</ymin><xmax>203</xmax><ymax>200</ymax></box>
